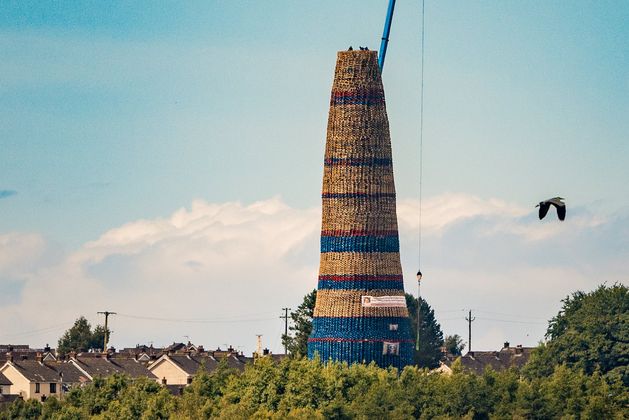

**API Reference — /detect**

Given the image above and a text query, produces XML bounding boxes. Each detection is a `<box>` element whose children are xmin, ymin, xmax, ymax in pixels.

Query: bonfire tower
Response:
<box><xmin>307</xmin><ymin>50</ymin><xmax>414</xmax><ymax>369</ymax></box>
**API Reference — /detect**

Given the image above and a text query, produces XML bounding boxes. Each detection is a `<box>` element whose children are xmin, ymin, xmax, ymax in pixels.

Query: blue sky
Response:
<box><xmin>0</xmin><ymin>1</ymin><xmax>627</xmax><ymax>353</ymax></box>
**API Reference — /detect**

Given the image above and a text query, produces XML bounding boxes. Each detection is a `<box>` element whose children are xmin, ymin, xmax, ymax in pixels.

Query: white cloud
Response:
<box><xmin>1</xmin><ymin>194</ymin><xmax>627</xmax><ymax>354</ymax></box>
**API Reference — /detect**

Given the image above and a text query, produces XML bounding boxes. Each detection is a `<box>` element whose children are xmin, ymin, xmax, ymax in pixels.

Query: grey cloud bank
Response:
<box><xmin>0</xmin><ymin>193</ymin><xmax>626</xmax><ymax>354</ymax></box>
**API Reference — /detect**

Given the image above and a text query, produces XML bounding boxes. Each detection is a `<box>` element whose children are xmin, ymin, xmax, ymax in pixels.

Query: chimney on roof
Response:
<box><xmin>503</xmin><ymin>341</ymin><xmax>510</xmax><ymax>349</ymax></box>
<box><xmin>262</xmin><ymin>348</ymin><xmax>270</xmax><ymax>356</ymax></box>
<box><xmin>44</xmin><ymin>344</ymin><xmax>51</xmax><ymax>353</ymax></box>
<box><xmin>6</xmin><ymin>352</ymin><xmax>13</xmax><ymax>362</ymax></box>
<box><xmin>36</xmin><ymin>352</ymin><xmax>43</xmax><ymax>363</ymax></box>
<box><xmin>515</xmin><ymin>344</ymin><xmax>523</xmax><ymax>354</ymax></box>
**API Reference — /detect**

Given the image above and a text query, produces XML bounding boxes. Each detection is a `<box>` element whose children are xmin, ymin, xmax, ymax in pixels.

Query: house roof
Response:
<box><xmin>7</xmin><ymin>360</ymin><xmax>61</xmax><ymax>382</ymax></box>
<box><xmin>2</xmin><ymin>360</ymin><xmax>88</xmax><ymax>384</ymax></box>
<box><xmin>448</xmin><ymin>346</ymin><xmax>533</xmax><ymax>374</ymax></box>
<box><xmin>218</xmin><ymin>354</ymin><xmax>247</xmax><ymax>371</ymax></box>
<box><xmin>164</xmin><ymin>342</ymin><xmax>187</xmax><ymax>353</ymax></box>
<box><xmin>72</xmin><ymin>356</ymin><xmax>157</xmax><ymax>379</ymax></box>
<box><xmin>0</xmin><ymin>372</ymin><xmax>12</xmax><ymax>385</ymax></box>
<box><xmin>120</xmin><ymin>345</ymin><xmax>163</xmax><ymax>357</ymax></box>
<box><xmin>111</xmin><ymin>359</ymin><xmax>158</xmax><ymax>379</ymax></box>
<box><xmin>0</xmin><ymin>345</ymin><xmax>29</xmax><ymax>353</ymax></box>
<box><xmin>54</xmin><ymin>362</ymin><xmax>90</xmax><ymax>384</ymax></box>
<box><xmin>164</xmin><ymin>354</ymin><xmax>219</xmax><ymax>375</ymax></box>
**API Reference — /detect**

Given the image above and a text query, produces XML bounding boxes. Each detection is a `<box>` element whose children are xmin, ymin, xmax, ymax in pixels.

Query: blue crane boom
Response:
<box><xmin>378</xmin><ymin>0</ymin><xmax>397</xmax><ymax>71</ymax></box>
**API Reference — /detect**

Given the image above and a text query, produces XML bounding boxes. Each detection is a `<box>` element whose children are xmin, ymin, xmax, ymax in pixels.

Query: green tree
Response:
<box><xmin>524</xmin><ymin>283</ymin><xmax>629</xmax><ymax>385</ymax></box>
<box><xmin>0</xmin><ymin>398</ymin><xmax>42</xmax><ymax>420</ymax></box>
<box><xmin>2</xmin><ymin>354</ymin><xmax>627</xmax><ymax>418</ymax></box>
<box><xmin>57</xmin><ymin>316</ymin><xmax>111</xmax><ymax>355</ymax></box>
<box><xmin>406</xmin><ymin>294</ymin><xmax>444</xmax><ymax>368</ymax></box>
<box><xmin>444</xmin><ymin>334</ymin><xmax>465</xmax><ymax>356</ymax></box>
<box><xmin>282</xmin><ymin>290</ymin><xmax>316</xmax><ymax>358</ymax></box>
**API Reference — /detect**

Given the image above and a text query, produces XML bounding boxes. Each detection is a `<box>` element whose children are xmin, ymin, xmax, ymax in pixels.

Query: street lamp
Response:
<box><xmin>416</xmin><ymin>270</ymin><xmax>422</xmax><ymax>351</ymax></box>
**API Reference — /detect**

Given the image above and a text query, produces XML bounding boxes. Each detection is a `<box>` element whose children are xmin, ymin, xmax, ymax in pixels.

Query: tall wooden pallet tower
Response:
<box><xmin>307</xmin><ymin>43</ymin><xmax>414</xmax><ymax>368</ymax></box>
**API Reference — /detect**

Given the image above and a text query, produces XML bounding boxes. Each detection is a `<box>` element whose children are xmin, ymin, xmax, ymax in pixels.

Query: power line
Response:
<box><xmin>474</xmin><ymin>309</ymin><xmax>548</xmax><ymax>320</ymax></box>
<box><xmin>475</xmin><ymin>317</ymin><xmax>546</xmax><ymax>325</ymax></box>
<box><xmin>0</xmin><ymin>321</ymin><xmax>74</xmax><ymax>340</ymax></box>
<box><xmin>116</xmin><ymin>313</ymin><xmax>276</xmax><ymax>324</ymax></box>
<box><xmin>436</xmin><ymin>308</ymin><xmax>549</xmax><ymax>321</ymax></box>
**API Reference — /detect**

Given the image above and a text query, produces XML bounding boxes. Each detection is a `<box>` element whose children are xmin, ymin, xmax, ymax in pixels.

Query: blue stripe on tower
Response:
<box><xmin>321</xmin><ymin>193</ymin><xmax>396</xmax><ymax>199</ymax></box>
<box><xmin>320</xmin><ymin>235</ymin><xmax>399</xmax><ymax>253</ymax></box>
<box><xmin>310</xmin><ymin>317</ymin><xmax>411</xmax><ymax>340</ymax></box>
<box><xmin>318</xmin><ymin>279</ymin><xmax>403</xmax><ymax>290</ymax></box>
<box><xmin>324</xmin><ymin>157</ymin><xmax>392</xmax><ymax>166</ymax></box>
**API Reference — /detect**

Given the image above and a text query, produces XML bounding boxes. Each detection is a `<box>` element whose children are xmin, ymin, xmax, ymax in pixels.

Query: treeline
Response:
<box><xmin>2</xmin><ymin>356</ymin><xmax>627</xmax><ymax>419</ymax></box>
<box><xmin>2</xmin><ymin>283</ymin><xmax>627</xmax><ymax>419</ymax></box>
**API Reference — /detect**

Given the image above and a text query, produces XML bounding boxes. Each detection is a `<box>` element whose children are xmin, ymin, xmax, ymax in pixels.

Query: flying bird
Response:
<box><xmin>536</xmin><ymin>197</ymin><xmax>566</xmax><ymax>221</ymax></box>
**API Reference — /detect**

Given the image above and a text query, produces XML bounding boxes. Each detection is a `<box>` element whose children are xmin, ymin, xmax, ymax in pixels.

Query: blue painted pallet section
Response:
<box><xmin>320</xmin><ymin>235</ymin><xmax>399</xmax><ymax>253</ymax></box>
<box><xmin>311</xmin><ymin>317</ymin><xmax>412</xmax><ymax>340</ymax></box>
<box><xmin>307</xmin><ymin>340</ymin><xmax>414</xmax><ymax>369</ymax></box>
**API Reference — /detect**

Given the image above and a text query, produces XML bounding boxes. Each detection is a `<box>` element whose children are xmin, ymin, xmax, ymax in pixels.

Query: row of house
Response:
<box><xmin>1</xmin><ymin>341</ymin><xmax>532</xmax><ymax>402</ymax></box>
<box><xmin>436</xmin><ymin>342</ymin><xmax>533</xmax><ymax>375</ymax></box>
<box><xmin>0</xmin><ymin>342</ymin><xmax>268</xmax><ymax>402</ymax></box>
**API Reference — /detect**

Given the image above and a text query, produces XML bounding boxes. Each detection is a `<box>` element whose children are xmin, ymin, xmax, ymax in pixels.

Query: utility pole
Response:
<box><xmin>280</xmin><ymin>307</ymin><xmax>291</xmax><ymax>355</ymax></box>
<box><xmin>97</xmin><ymin>311</ymin><xmax>116</xmax><ymax>352</ymax></box>
<box><xmin>465</xmin><ymin>310</ymin><xmax>475</xmax><ymax>353</ymax></box>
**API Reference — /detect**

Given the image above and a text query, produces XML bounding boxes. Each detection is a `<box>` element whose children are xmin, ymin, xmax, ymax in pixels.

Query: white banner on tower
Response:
<box><xmin>361</xmin><ymin>295</ymin><xmax>406</xmax><ymax>308</ymax></box>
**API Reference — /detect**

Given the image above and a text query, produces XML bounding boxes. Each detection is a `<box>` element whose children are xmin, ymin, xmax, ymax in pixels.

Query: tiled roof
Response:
<box><xmin>0</xmin><ymin>345</ymin><xmax>29</xmax><ymax>352</ymax></box>
<box><xmin>4</xmin><ymin>360</ymin><xmax>87</xmax><ymax>384</ymax></box>
<box><xmin>54</xmin><ymin>362</ymin><xmax>89</xmax><ymax>384</ymax></box>
<box><xmin>73</xmin><ymin>356</ymin><xmax>157</xmax><ymax>379</ymax></box>
<box><xmin>164</xmin><ymin>343</ymin><xmax>187</xmax><ymax>352</ymax></box>
<box><xmin>166</xmin><ymin>354</ymin><xmax>219</xmax><ymax>375</ymax></box>
<box><xmin>0</xmin><ymin>372</ymin><xmax>12</xmax><ymax>385</ymax></box>
<box><xmin>111</xmin><ymin>359</ymin><xmax>157</xmax><ymax>379</ymax></box>
<box><xmin>9</xmin><ymin>360</ymin><xmax>61</xmax><ymax>382</ymax></box>
<box><xmin>452</xmin><ymin>346</ymin><xmax>533</xmax><ymax>374</ymax></box>
<box><xmin>218</xmin><ymin>354</ymin><xmax>247</xmax><ymax>371</ymax></box>
<box><xmin>120</xmin><ymin>345</ymin><xmax>163</xmax><ymax>356</ymax></box>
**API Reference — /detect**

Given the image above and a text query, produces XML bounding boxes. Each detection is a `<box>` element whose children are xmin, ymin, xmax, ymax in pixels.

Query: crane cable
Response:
<box><xmin>416</xmin><ymin>0</ymin><xmax>426</xmax><ymax>352</ymax></box>
<box><xmin>418</xmin><ymin>0</ymin><xmax>425</xmax><ymax>272</ymax></box>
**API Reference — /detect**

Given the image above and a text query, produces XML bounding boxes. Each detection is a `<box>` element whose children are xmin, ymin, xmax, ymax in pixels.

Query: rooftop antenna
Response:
<box><xmin>378</xmin><ymin>0</ymin><xmax>396</xmax><ymax>71</ymax></box>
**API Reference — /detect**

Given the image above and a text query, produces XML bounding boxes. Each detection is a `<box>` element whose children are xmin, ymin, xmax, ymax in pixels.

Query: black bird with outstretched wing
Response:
<box><xmin>536</xmin><ymin>197</ymin><xmax>566</xmax><ymax>221</ymax></box>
